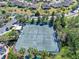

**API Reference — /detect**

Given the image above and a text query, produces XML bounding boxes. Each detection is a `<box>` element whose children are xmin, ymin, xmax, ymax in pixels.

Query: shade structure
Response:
<box><xmin>15</xmin><ymin>24</ymin><xmax>59</xmax><ymax>53</ymax></box>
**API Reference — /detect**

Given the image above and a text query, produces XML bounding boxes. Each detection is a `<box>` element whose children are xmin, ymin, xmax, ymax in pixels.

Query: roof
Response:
<box><xmin>49</xmin><ymin>0</ymin><xmax>73</xmax><ymax>8</ymax></box>
<box><xmin>52</xmin><ymin>3</ymin><xmax>63</xmax><ymax>8</ymax></box>
<box><xmin>9</xmin><ymin>0</ymin><xmax>74</xmax><ymax>8</ymax></box>
<box><xmin>12</xmin><ymin>25</ymin><xmax>22</xmax><ymax>30</ymax></box>
<box><xmin>41</xmin><ymin>3</ymin><xmax>51</xmax><ymax>9</ymax></box>
<box><xmin>0</xmin><ymin>2</ymin><xmax>7</xmax><ymax>7</ymax></box>
<box><xmin>29</xmin><ymin>4</ymin><xmax>37</xmax><ymax>9</ymax></box>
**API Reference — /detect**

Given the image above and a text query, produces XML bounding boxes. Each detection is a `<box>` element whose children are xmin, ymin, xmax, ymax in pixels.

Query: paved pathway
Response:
<box><xmin>0</xmin><ymin>46</ymin><xmax>9</xmax><ymax>59</ymax></box>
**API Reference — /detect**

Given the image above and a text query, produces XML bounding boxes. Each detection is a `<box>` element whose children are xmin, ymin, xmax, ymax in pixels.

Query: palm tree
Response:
<box><xmin>60</xmin><ymin>13</ymin><xmax>66</xmax><ymax>28</ymax></box>
<box><xmin>19</xmin><ymin>48</ymin><xmax>26</xmax><ymax>55</ymax></box>
<box><xmin>27</xmin><ymin>48</ymin><xmax>35</xmax><ymax>59</ymax></box>
<box><xmin>18</xmin><ymin>48</ymin><xmax>26</xmax><ymax>59</ymax></box>
<box><xmin>36</xmin><ymin>17</ymin><xmax>41</xmax><ymax>25</ymax></box>
<box><xmin>31</xmin><ymin>18</ymin><xmax>35</xmax><ymax>24</ymax></box>
<box><xmin>41</xmin><ymin>50</ymin><xmax>49</xmax><ymax>59</ymax></box>
<box><xmin>24</xmin><ymin>9</ymin><xmax>27</xmax><ymax>12</ymax></box>
<box><xmin>49</xmin><ymin>18</ymin><xmax>54</xmax><ymax>27</ymax></box>
<box><xmin>8</xmin><ymin>48</ymin><xmax>18</xmax><ymax>59</ymax></box>
<box><xmin>35</xmin><ymin>11</ymin><xmax>40</xmax><ymax>16</ymax></box>
<box><xmin>14</xmin><ymin>9</ymin><xmax>16</xmax><ymax>12</ymax></box>
<box><xmin>1</xmin><ymin>10</ymin><xmax>6</xmax><ymax>14</ymax></box>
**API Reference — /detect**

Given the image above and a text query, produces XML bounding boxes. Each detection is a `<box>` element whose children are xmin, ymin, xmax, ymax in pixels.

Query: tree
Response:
<box><xmin>60</xmin><ymin>13</ymin><xmax>66</xmax><ymax>28</ymax></box>
<box><xmin>51</xmin><ymin>12</ymin><xmax>55</xmax><ymax>16</ymax></box>
<box><xmin>16</xmin><ymin>15</ymin><xmax>27</xmax><ymax>24</ymax></box>
<box><xmin>40</xmin><ymin>16</ymin><xmax>45</xmax><ymax>26</ymax></box>
<box><xmin>41</xmin><ymin>50</ymin><xmax>49</xmax><ymax>59</ymax></box>
<box><xmin>8</xmin><ymin>48</ymin><xmax>18</xmax><ymax>59</ymax></box>
<box><xmin>27</xmin><ymin>48</ymin><xmax>35</xmax><ymax>59</ymax></box>
<box><xmin>55</xmin><ymin>46</ymin><xmax>75</xmax><ymax>59</ymax></box>
<box><xmin>36</xmin><ymin>17</ymin><xmax>41</xmax><ymax>25</ymax></box>
<box><xmin>31</xmin><ymin>18</ymin><xmax>34</xmax><ymax>24</ymax></box>
<box><xmin>19</xmin><ymin>48</ymin><xmax>26</xmax><ymax>56</ymax></box>
<box><xmin>35</xmin><ymin>11</ymin><xmax>40</xmax><ymax>16</ymax></box>
<box><xmin>1</xmin><ymin>10</ymin><xmax>6</xmax><ymax>14</ymax></box>
<box><xmin>24</xmin><ymin>9</ymin><xmax>27</xmax><ymax>12</ymax></box>
<box><xmin>48</xmin><ymin>12</ymin><xmax>55</xmax><ymax>27</ymax></box>
<box><xmin>4</xmin><ymin>30</ymin><xmax>19</xmax><ymax>41</ymax></box>
<box><xmin>60</xmin><ymin>32</ymin><xmax>68</xmax><ymax>46</ymax></box>
<box><xmin>48</xmin><ymin>18</ymin><xmax>54</xmax><ymax>27</ymax></box>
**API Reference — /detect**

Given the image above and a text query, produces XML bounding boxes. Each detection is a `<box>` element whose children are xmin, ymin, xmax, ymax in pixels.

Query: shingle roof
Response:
<box><xmin>49</xmin><ymin>0</ymin><xmax>73</xmax><ymax>8</ymax></box>
<box><xmin>0</xmin><ymin>2</ymin><xmax>6</xmax><ymax>7</ymax></box>
<box><xmin>9</xmin><ymin>0</ymin><xmax>74</xmax><ymax>8</ymax></box>
<box><xmin>41</xmin><ymin>3</ymin><xmax>51</xmax><ymax>9</ymax></box>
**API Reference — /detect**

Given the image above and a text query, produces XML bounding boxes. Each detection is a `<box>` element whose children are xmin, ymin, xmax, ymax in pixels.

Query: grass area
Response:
<box><xmin>0</xmin><ymin>30</ymin><xmax>19</xmax><ymax>41</ymax></box>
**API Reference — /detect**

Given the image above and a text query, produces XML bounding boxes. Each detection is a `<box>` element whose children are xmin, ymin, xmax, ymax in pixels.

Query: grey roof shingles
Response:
<box><xmin>9</xmin><ymin>0</ymin><xmax>74</xmax><ymax>8</ymax></box>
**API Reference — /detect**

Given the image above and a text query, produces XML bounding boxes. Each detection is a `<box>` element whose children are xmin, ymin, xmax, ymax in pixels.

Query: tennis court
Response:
<box><xmin>15</xmin><ymin>24</ymin><xmax>59</xmax><ymax>53</ymax></box>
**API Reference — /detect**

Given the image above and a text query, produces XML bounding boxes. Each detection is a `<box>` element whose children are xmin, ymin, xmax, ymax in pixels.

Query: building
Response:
<box><xmin>0</xmin><ymin>2</ymin><xmax>7</xmax><ymax>7</ymax></box>
<box><xmin>32</xmin><ymin>0</ymin><xmax>51</xmax><ymax>2</ymax></box>
<box><xmin>12</xmin><ymin>24</ymin><xmax>22</xmax><ymax>30</ymax></box>
<box><xmin>49</xmin><ymin>0</ymin><xmax>74</xmax><ymax>8</ymax></box>
<box><xmin>41</xmin><ymin>3</ymin><xmax>51</xmax><ymax>10</ymax></box>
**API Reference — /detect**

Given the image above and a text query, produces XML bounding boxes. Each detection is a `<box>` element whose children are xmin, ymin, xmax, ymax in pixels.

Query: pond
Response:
<box><xmin>15</xmin><ymin>24</ymin><xmax>59</xmax><ymax>53</ymax></box>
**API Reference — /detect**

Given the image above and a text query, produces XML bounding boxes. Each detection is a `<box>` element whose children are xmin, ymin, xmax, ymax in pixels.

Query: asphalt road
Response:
<box><xmin>0</xmin><ymin>15</ymin><xmax>17</xmax><ymax>35</ymax></box>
